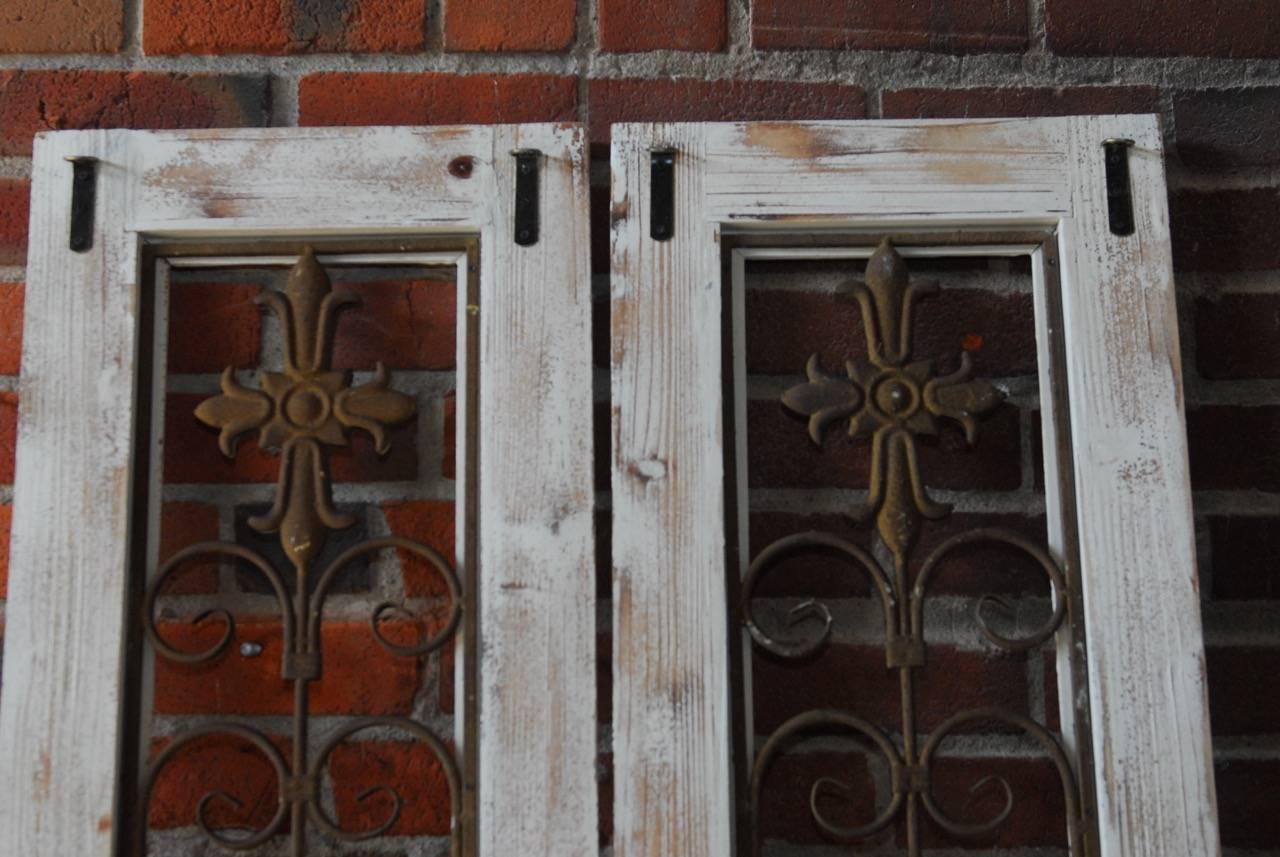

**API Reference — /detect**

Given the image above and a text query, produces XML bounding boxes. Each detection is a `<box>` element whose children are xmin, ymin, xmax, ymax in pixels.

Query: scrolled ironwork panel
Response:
<box><xmin>744</xmin><ymin>239</ymin><xmax>1088</xmax><ymax>856</ymax></box>
<box><xmin>136</xmin><ymin>248</ymin><xmax>467</xmax><ymax>857</ymax></box>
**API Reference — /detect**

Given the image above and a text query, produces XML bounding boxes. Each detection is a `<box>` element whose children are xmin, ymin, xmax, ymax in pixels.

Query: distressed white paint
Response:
<box><xmin>0</xmin><ymin>125</ymin><xmax>598</xmax><ymax>857</ymax></box>
<box><xmin>610</xmin><ymin>117</ymin><xmax>1219</xmax><ymax>857</ymax></box>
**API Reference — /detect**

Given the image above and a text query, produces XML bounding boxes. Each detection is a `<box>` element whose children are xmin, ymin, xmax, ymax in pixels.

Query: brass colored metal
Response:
<box><xmin>780</xmin><ymin>238</ymin><xmax>1003</xmax><ymax>561</ymax></box>
<box><xmin>746</xmin><ymin>239</ymin><xmax>1087</xmax><ymax>857</ymax></box>
<box><xmin>137</xmin><ymin>248</ymin><xmax>466</xmax><ymax>857</ymax></box>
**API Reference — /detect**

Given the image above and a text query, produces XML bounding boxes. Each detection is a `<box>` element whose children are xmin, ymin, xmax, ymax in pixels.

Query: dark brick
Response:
<box><xmin>1216</xmin><ymin>759</ymin><xmax>1280</xmax><ymax>848</ymax></box>
<box><xmin>755</xmin><ymin>750</ymin><xmax>878</xmax><ymax>845</ymax></box>
<box><xmin>0</xmin><ymin>282</ymin><xmax>20</xmax><ymax>374</ymax></box>
<box><xmin>1195</xmin><ymin>293</ymin><xmax>1280</xmax><ymax>379</ymax></box>
<box><xmin>884</xmin><ymin>86</ymin><xmax>1160</xmax><ymax>119</ymax></box>
<box><xmin>753</xmin><ymin>644</ymin><xmax>1031</xmax><ymax>737</ymax></box>
<box><xmin>1175</xmin><ymin>88</ymin><xmax>1280</xmax><ymax>170</ymax></box>
<box><xmin>234</xmin><ymin>503</ymin><xmax>369</xmax><ymax>593</ymax></box>
<box><xmin>0</xmin><ymin>71</ymin><xmax>269</xmax><ymax>157</ymax></box>
<box><xmin>744</xmin><ymin>286</ymin><xmax>1036</xmax><ymax>377</ymax></box>
<box><xmin>167</xmin><ymin>281</ymin><xmax>261</xmax><ymax>374</ymax></box>
<box><xmin>588</xmin><ymin>78</ymin><xmax>866</xmax><ymax>146</ymax></box>
<box><xmin>1047</xmin><ymin>0</ymin><xmax>1280</xmax><ymax>58</ymax></box>
<box><xmin>1172</xmin><ymin>188</ymin><xmax>1280</xmax><ymax>272</ymax></box>
<box><xmin>913</xmin><ymin>756</ymin><xmax>1069</xmax><ymax>848</ymax></box>
<box><xmin>300</xmin><ymin>72</ymin><xmax>577</xmax><ymax>126</ymax></box>
<box><xmin>1209</xmin><ymin>516</ymin><xmax>1280</xmax><ymax>600</ymax></box>
<box><xmin>330</xmin><ymin>741</ymin><xmax>454</xmax><ymax>835</ymax></box>
<box><xmin>599</xmin><ymin>0</ymin><xmax>725</xmax><ymax>51</ymax></box>
<box><xmin>1206</xmin><ymin>646</ymin><xmax>1280</xmax><ymax>735</ymax></box>
<box><xmin>0</xmin><ymin>180</ymin><xmax>29</xmax><ymax>267</ymax></box>
<box><xmin>747</xmin><ymin>400</ymin><xmax>1023</xmax><ymax>491</ymax></box>
<box><xmin>332</xmin><ymin>276</ymin><xmax>456</xmax><ymax>371</ymax></box>
<box><xmin>753</xmin><ymin>0</ymin><xmax>1028</xmax><ymax>51</ymax></box>
<box><xmin>1187</xmin><ymin>406</ymin><xmax>1280</xmax><ymax>491</ymax></box>
<box><xmin>157</xmin><ymin>501</ymin><xmax>220</xmax><ymax>595</ymax></box>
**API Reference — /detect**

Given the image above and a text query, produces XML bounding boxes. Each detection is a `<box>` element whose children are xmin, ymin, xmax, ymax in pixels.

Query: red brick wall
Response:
<box><xmin>2</xmin><ymin>0</ymin><xmax>1279</xmax><ymax>851</ymax></box>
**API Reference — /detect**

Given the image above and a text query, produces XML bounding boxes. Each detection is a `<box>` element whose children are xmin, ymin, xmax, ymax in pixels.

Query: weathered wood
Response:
<box><xmin>0</xmin><ymin>125</ymin><xmax>598</xmax><ymax>857</ymax></box>
<box><xmin>610</xmin><ymin>117</ymin><xmax>1218</xmax><ymax>857</ymax></box>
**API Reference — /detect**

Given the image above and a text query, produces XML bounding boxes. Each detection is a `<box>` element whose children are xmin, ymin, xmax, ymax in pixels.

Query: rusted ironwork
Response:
<box><xmin>137</xmin><ymin>248</ymin><xmax>465</xmax><ymax>857</ymax></box>
<box><xmin>746</xmin><ymin>239</ymin><xmax>1086</xmax><ymax>856</ymax></box>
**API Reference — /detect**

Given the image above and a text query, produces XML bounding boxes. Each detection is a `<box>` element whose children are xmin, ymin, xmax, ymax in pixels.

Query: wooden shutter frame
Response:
<box><xmin>0</xmin><ymin>125</ymin><xmax>598</xmax><ymax>857</ymax></box>
<box><xmin>609</xmin><ymin>116</ymin><xmax>1220</xmax><ymax>857</ymax></box>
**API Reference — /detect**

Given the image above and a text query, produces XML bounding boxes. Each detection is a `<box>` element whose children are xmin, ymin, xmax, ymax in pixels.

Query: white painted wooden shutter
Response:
<box><xmin>0</xmin><ymin>126</ymin><xmax>597</xmax><ymax>857</ymax></box>
<box><xmin>610</xmin><ymin>117</ymin><xmax>1219</xmax><ymax>857</ymax></box>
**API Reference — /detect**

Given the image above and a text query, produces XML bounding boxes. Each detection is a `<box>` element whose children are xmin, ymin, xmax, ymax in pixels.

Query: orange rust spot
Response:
<box><xmin>961</xmin><ymin>333</ymin><xmax>984</xmax><ymax>352</ymax></box>
<box><xmin>97</xmin><ymin>815</ymin><xmax>112</xmax><ymax>833</ymax></box>
<box><xmin>34</xmin><ymin>751</ymin><xmax>51</xmax><ymax>800</ymax></box>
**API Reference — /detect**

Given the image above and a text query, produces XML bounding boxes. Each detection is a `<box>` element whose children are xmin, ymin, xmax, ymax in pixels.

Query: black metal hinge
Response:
<box><xmin>67</xmin><ymin>156</ymin><xmax>98</xmax><ymax>253</ymax></box>
<box><xmin>513</xmin><ymin>149</ymin><xmax>540</xmax><ymax>247</ymax></box>
<box><xmin>1102</xmin><ymin>138</ymin><xmax>1135</xmax><ymax>237</ymax></box>
<box><xmin>650</xmin><ymin>149</ymin><xmax>675</xmax><ymax>241</ymax></box>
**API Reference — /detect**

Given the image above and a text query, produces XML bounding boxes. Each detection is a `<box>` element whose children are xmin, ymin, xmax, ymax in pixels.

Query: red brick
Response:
<box><xmin>157</xmin><ymin>502</ymin><xmax>220</xmax><ymax>595</ymax></box>
<box><xmin>755</xmin><ymin>750</ymin><xmax>876</xmax><ymax>845</ymax></box>
<box><xmin>748</xmin><ymin>400</ymin><xmax>1023</xmax><ymax>491</ymax></box>
<box><xmin>0</xmin><ymin>504</ymin><xmax>10</xmax><ymax>599</ymax></box>
<box><xmin>0</xmin><ymin>71</ymin><xmax>269</xmax><ymax>157</ymax></box>
<box><xmin>144</xmin><ymin>0</ymin><xmax>425</xmax><ymax>54</ymax></box>
<box><xmin>0</xmin><ymin>181</ymin><xmax>29</xmax><ymax>267</ymax></box>
<box><xmin>588</xmin><ymin>78</ymin><xmax>866</xmax><ymax>146</ymax></box>
<box><xmin>1172</xmin><ymin>189</ymin><xmax>1280</xmax><ymax>272</ymax></box>
<box><xmin>0</xmin><ymin>283</ymin><xmax>21</xmax><ymax>374</ymax></box>
<box><xmin>0</xmin><ymin>0</ymin><xmax>122</xmax><ymax>53</ymax></box>
<box><xmin>1046</xmin><ymin>0</ymin><xmax>1280</xmax><ymax>58</ymax></box>
<box><xmin>148</xmin><ymin>733</ymin><xmax>286</xmax><ymax>829</ymax></box>
<box><xmin>443</xmin><ymin>0</ymin><xmax>575</xmax><ymax>51</ymax></box>
<box><xmin>1195</xmin><ymin>293</ymin><xmax>1280</xmax><ymax>379</ymax></box>
<box><xmin>884</xmin><ymin>86</ymin><xmax>1160</xmax><ymax>119</ymax></box>
<box><xmin>753</xmin><ymin>644</ymin><xmax>1031</xmax><ymax>737</ymax></box>
<box><xmin>164</xmin><ymin>393</ymin><xmax>418</xmax><ymax>484</ymax></box>
<box><xmin>599</xmin><ymin>0</ymin><xmax>725</xmax><ymax>51</ymax></box>
<box><xmin>383</xmin><ymin>500</ymin><xmax>456</xmax><ymax>597</ymax></box>
<box><xmin>154</xmin><ymin>618</ymin><xmax>422</xmax><ymax>715</ymax></box>
<box><xmin>1206</xmin><ymin>646</ymin><xmax>1280</xmax><ymax>735</ymax></box>
<box><xmin>1175</xmin><ymin>88</ymin><xmax>1280</xmax><ymax>170</ymax></box>
<box><xmin>745</xmin><ymin>286</ymin><xmax>1036</xmax><ymax>376</ymax></box>
<box><xmin>1187</xmin><ymin>406</ymin><xmax>1280</xmax><ymax>491</ymax></box>
<box><xmin>442</xmin><ymin>391</ymin><xmax>456</xmax><ymax>480</ymax></box>
<box><xmin>332</xmin><ymin>276</ymin><xmax>456</xmax><ymax>371</ymax></box>
<box><xmin>299</xmin><ymin>72</ymin><xmax>577</xmax><ymax>126</ymax></box>
<box><xmin>1217</xmin><ymin>759</ymin><xmax>1280</xmax><ymax>848</ymax></box>
<box><xmin>914</xmin><ymin>756</ymin><xmax>1069</xmax><ymax>848</ymax></box>
<box><xmin>167</xmin><ymin>282</ymin><xmax>261</xmax><ymax>374</ymax></box>
<box><xmin>0</xmin><ymin>392</ymin><xmax>15</xmax><ymax>484</ymax></box>
<box><xmin>753</xmin><ymin>0</ymin><xmax>1027</xmax><ymax>51</ymax></box>
<box><xmin>329</xmin><ymin>741</ymin><xmax>455</xmax><ymax>835</ymax></box>
<box><xmin>1208</xmin><ymin>516</ymin><xmax>1280</xmax><ymax>600</ymax></box>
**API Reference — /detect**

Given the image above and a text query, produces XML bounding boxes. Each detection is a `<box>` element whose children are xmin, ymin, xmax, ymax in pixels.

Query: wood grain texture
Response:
<box><xmin>1059</xmin><ymin>115</ymin><xmax>1219</xmax><ymax>857</ymax></box>
<box><xmin>0</xmin><ymin>125</ymin><xmax>598</xmax><ymax>857</ymax></box>
<box><xmin>0</xmin><ymin>130</ymin><xmax>141</xmax><ymax>857</ymax></box>
<box><xmin>610</xmin><ymin>117</ymin><xmax>1218</xmax><ymax>857</ymax></box>
<box><xmin>611</xmin><ymin>123</ymin><xmax>736</xmax><ymax>857</ymax></box>
<box><xmin>476</xmin><ymin>125</ymin><xmax>598</xmax><ymax>857</ymax></box>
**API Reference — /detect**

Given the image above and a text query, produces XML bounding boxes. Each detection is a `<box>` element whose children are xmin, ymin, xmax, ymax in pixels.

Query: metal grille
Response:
<box><xmin>131</xmin><ymin>246</ymin><xmax>469</xmax><ymax>857</ymax></box>
<box><xmin>740</xmin><ymin>238</ymin><xmax>1093</xmax><ymax>856</ymax></box>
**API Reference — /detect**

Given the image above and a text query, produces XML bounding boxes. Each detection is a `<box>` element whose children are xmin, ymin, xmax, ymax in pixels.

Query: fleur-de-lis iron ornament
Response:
<box><xmin>194</xmin><ymin>247</ymin><xmax>416</xmax><ymax>572</ymax></box>
<box><xmin>139</xmin><ymin>248</ymin><xmax>465</xmax><ymax>857</ymax></box>
<box><xmin>780</xmin><ymin>237</ymin><xmax>1004</xmax><ymax>561</ymax></box>
<box><xmin>746</xmin><ymin>239</ymin><xmax>1085</xmax><ymax>857</ymax></box>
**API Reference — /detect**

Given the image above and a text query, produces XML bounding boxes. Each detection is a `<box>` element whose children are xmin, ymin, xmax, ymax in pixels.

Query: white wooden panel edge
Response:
<box><xmin>0</xmin><ymin>124</ymin><xmax>597</xmax><ymax>857</ymax></box>
<box><xmin>610</xmin><ymin>117</ymin><xmax>1218</xmax><ymax>857</ymax></box>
